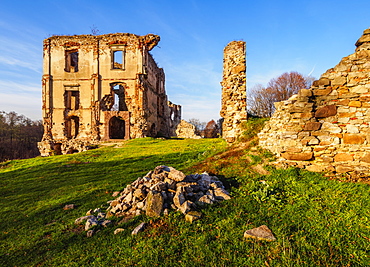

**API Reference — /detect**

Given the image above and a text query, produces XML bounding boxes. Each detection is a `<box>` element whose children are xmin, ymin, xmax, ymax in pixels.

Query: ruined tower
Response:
<box><xmin>38</xmin><ymin>33</ymin><xmax>180</xmax><ymax>156</ymax></box>
<box><xmin>220</xmin><ymin>41</ymin><xmax>247</xmax><ymax>142</ymax></box>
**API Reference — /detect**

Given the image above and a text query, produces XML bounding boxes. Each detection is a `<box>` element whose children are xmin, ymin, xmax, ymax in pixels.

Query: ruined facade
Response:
<box><xmin>259</xmin><ymin>29</ymin><xmax>370</xmax><ymax>176</ymax></box>
<box><xmin>220</xmin><ymin>41</ymin><xmax>247</xmax><ymax>142</ymax></box>
<box><xmin>38</xmin><ymin>33</ymin><xmax>180</xmax><ymax>156</ymax></box>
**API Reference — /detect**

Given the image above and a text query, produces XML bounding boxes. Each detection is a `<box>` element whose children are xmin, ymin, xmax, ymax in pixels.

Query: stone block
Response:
<box><xmin>304</xmin><ymin>122</ymin><xmax>321</xmax><ymax>131</ymax></box>
<box><xmin>313</xmin><ymin>87</ymin><xmax>332</xmax><ymax>96</ymax></box>
<box><xmin>298</xmin><ymin>89</ymin><xmax>312</xmax><ymax>97</ymax></box>
<box><xmin>332</xmin><ymin>76</ymin><xmax>346</xmax><ymax>86</ymax></box>
<box><xmin>338</xmin><ymin>112</ymin><xmax>356</xmax><ymax>118</ymax></box>
<box><xmin>360</xmin><ymin>153</ymin><xmax>370</xmax><ymax>163</ymax></box>
<box><xmin>334</xmin><ymin>153</ymin><xmax>354</xmax><ymax>162</ymax></box>
<box><xmin>343</xmin><ymin>134</ymin><xmax>365</xmax><ymax>144</ymax></box>
<box><xmin>337</xmin><ymin>99</ymin><xmax>350</xmax><ymax>106</ymax></box>
<box><xmin>305</xmin><ymin>164</ymin><xmax>326</xmax><ymax>172</ymax></box>
<box><xmin>315</xmin><ymin>105</ymin><xmax>337</xmax><ymax>118</ymax></box>
<box><xmin>335</xmin><ymin>165</ymin><xmax>353</xmax><ymax>173</ymax></box>
<box><xmin>346</xmin><ymin>125</ymin><xmax>359</xmax><ymax>134</ymax></box>
<box><xmin>348</xmin><ymin>101</ymin><xmax>361</xmax><ymax>107</ymax></box>
<box><xmin>281</xmin><ymin>152</ymin><xmax>313</xmax><ymax>161</ymax></box>
<box><xmin>313</xmin><ymin>78</ymin><xmax>331</xmax><ymax>87</ymax></box>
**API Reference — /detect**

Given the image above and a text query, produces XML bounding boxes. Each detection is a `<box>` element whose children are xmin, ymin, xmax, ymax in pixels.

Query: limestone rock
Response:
<box><xmin>244</xmin><ymin>225</ymin><xmax>276</xmax><ymax>241</ymax></box>
<box><xmin>145</xmin><ymin>191</ymin><xmax>164</xmax><ymax>217</ymax></box>
<box><xmin>114</xmin><ymin>228</ymin><xmax>125</xmax><ymax>235</ymax></box>
<box><xmin>132</xmin><ymin>222</ymin><xmax>146</xmax><ymax>235</ymax></box>
<box><xmin>185</xmin><ymin>211</ymin><xmax>202</xmax><ymax>223</ymax></box>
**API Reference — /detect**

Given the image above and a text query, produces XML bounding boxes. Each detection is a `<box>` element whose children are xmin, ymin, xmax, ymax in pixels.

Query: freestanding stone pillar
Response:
<box><xmin>220</xmin><ymin>41</ymin><xmax>247</xmax><ymax>142</ymax></box>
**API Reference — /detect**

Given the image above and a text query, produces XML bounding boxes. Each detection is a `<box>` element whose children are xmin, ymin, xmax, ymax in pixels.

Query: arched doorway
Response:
<box><xmin>109</xmin><ymin>116</ymin><xmax>125</xmax><ymax>139</ymax></box>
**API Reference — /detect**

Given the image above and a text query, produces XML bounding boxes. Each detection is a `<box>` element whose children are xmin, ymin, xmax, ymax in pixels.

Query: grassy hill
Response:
<box><xmin>1</xmin><ymin>123</ymin><xmax>369</xmax><ymax>266</ymax></box>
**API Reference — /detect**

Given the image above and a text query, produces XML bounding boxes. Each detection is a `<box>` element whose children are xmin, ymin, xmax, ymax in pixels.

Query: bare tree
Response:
<box><xmin>248</xmin><ymin>72</ymin><xmax>314</xmax><ymax>117</ymax></box>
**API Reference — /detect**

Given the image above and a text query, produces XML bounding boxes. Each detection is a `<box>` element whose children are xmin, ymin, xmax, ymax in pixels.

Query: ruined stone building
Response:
<box><xmin>259</xmin><ymin>28</ymin><xmax>370</xmax><ymax>176</ymax></box>
<box><xmin>220</xmin><ymin>41</ymin><xmax>247</xmax><ymax>142</ymax></box>
<box><xmin>38</xmin><ymin>33</ymin><xmax>181</xmax><ymax>156</ymax></box>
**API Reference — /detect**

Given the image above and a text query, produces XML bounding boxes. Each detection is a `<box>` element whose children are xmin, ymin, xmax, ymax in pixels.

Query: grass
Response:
<box><xmin>0</xmin><ymin>133</ymin><xmax>369</xmax><ymax>266</ymax></box>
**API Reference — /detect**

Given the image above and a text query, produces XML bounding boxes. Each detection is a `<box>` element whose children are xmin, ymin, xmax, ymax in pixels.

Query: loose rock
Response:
<box><xmin>244</xmin><ymin>225</ymin><xmax>276</xmax><ymax>241</ymax></box>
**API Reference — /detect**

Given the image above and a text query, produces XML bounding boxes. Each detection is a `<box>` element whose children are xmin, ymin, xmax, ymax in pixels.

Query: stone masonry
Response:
<box><xmin>259</xmin><ymin>28</ymin><xmax>370</xmax><ymax>176</ymax></box>
<box><xmin>220</xmin><ymin>41</ymin><xmax>247</xmax><ymax>142</ymax></box>
<box><xmin>38</xmin><ymin>33</ymin><xmax>181</xmax><ymax>156</ymax></box>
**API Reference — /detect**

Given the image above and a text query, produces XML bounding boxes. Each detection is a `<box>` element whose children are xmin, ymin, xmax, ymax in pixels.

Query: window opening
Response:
<box><xmin>113</xmin><ymin>50</ymin><xmax>124</xmax><ymax>69</ymax></box>
<box><xmin>66</xmin><ymin>116</ymin><xmax>79</xmax><ymax>139</ymax></box>
<box><xmin>111</xmin><ymin>84</ymin><xmax>128</xmax><ymax>111</ymax></box>
<box><xmin>65</xmin><ymin>50</ymin><xmax>79</xmax><ymax>72</ymax></box>
<box><xmin>65</xmin><ymin>90</ymin><xmax>79</xmax><ymax>110</ymax></box>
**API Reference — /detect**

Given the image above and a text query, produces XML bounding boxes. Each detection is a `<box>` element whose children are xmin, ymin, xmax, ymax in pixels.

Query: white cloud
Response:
<box><xmin>0</xmin><ymin>92</ymin><xmax>41</xmax><ymax>120</ymax></box>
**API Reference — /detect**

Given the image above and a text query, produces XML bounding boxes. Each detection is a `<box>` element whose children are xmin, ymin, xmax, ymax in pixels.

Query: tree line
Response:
<box><xmin>0</xmin><ymin>111</ymin><xmax>43</xmax><ymax>162</ymax></box>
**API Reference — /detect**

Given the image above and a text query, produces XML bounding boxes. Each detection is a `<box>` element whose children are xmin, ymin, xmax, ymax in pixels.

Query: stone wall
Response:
<box><xmin>220</xmin><ymin>41</ymin><xmax>247</xmax><ymax>142</ymax></box>
<box><xmin>259</xmin><ymin>29</ymin><xmax>370</xmax><ymax>176</ymax></box>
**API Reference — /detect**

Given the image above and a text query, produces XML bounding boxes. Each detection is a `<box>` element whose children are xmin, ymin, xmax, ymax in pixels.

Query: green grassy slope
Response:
<box><xmin>0</xmin><ymin>134</ymin><xmax>369</xmax><ymax>266</ymax></box>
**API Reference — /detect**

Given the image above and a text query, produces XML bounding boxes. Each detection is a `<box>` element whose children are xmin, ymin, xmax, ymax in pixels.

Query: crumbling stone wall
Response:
<box><xmin>220</xmin><ymin>41</ymin><xmax>247</xmax><ymax>142</ymax></box>
<box><xmin>38</xmin><ymin>33</ymin><xmax>180</xmax><ymax>156</ymax></box>
<box><xmin>259</xmin><ymin>29</ymin><xmax>370</xmax><ymax>176</ymax></box>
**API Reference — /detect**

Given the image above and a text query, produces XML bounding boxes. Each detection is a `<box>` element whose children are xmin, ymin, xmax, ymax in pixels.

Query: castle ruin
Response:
<box><xmin>38</xmin><ymin>33</ymin><xmax>180</xmax><ymax>156</ymax></box>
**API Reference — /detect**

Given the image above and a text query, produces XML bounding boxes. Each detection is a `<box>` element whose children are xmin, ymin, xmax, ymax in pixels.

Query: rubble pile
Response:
<box><xmin>75</xmin><ymin>166</ymin><xmax>231</xmax><ymax>235</ymax></box>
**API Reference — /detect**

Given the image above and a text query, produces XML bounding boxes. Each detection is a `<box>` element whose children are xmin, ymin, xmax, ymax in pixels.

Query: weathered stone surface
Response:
<box><xmin>114</xmin><ymin>228</ymin><xmax>125</xmax><ymax>235</ymax></box>
<box><xmin>87</xmin><ymin>230</ymin><xmax>94</xmax><ymax>237</ymax></box>
<box><xmin>304</xmin><ymin>122</ymin><xmax>321</xmax><ymax>131</ymax></box>
<box><xmin>63</xmin><ymin>204</ymin><xmax>76</xmax><ymax>210</ymax></box>
<box><xmin>75</xmin><ymin>215</ymin><xmax>95</xmax><ymax>225</ymax></box>
<box><xmin>244</xmin><ymin>225</ymin><xmax>276</xmax><ymax>241</ymax></box>
<box><xmin>167</xmin><ymin>167</ymin><xmax>186</xmax><ymax>182</ymax></box>
<box><xmin>175</xmin><ymin>120</ymin><xmax>201</xmax><ymax>139</ymax></box>
<box><xmin>313</xmin><ymin>87</ymin><xmax>332</xmax><ymax>96</ymax></box>
<box><xmin>132</xmin><ymin>222</ymin><xmax>146</xmax><ymax>235</ymax></box>
<box><xmin>85</xmin><ymin>217</ymin><xmax>99</xmax><ymax>231</ymax></box>
<box><xmin>259</xmin><ymin>29</ymin><xmax>370</xmax><ymax>177</ymax></box>
<box><xmin>220</xmin><ymin>41</ymin><xmax>247</xmax><ymax>142</ymax></box>
<box><xmin>334</xmin><ymin>153</ymin><xmax>354</xmax><ymax>162</ymax></box>
<box><xmin>360</xmin><ymin>153</ymin><xmax>370</xmax><ymax>163</ymax></box>
<box><xmin>315</xmin><ymin>105</ymin><xmax>337</xmax><ymax>118</ymax></box>
<box><xmin>332</xmin><ymin>76</ymin><xmax>346</xmax><ymax>86</ymax></box>
<box><xmin>343</xmin><ymin>134</ymin><xmax>365</xmax><ymax>144</ymax></box>
<box><xmin>281</xmin><ymin>152</ymin><xmax>313</xmax><ymax>161</ymax></box>
<box><xmin>145</xmin><ymin>191</ymin><xmax>164</xmax><ymax>217</ymax></box>
<box><xmin>185</xmin><ymin>211</ymin><xmax>202</xmax><ymax>223</ymax></box>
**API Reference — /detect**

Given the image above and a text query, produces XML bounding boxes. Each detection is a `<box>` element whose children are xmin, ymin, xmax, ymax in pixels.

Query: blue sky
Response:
<box><xmin>0</xmin><ymin>0</ymin><xmax>369</xmax><ymax>122</ymax></box>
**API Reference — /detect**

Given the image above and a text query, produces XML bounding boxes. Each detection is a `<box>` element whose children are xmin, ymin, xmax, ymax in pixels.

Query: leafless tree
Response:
<box><xmin>248</xmin><ymin>72</ymin><xmax>314</xmax><ymax>117</ymax></box>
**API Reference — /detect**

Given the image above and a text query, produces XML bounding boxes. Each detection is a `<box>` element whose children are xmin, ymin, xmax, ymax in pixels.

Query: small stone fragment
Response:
<box><xmin>132</xmin><ymin>222</ymin><xmax>146</xmax><ymax>235</ymax></box>
<box><xmin>100</xmin><ymin>220</ymin><xmax>112</xmax><ymax>227</ymax></box>
<box><xmin>63</xmin><ymin>204</ymin><xmax>76</xmax><ymax>210</ymax></box>
<box><xmin>185</xmin><ymin>211</ymin><xmax>202</xmax><ymax>223</ymax></box>
<box><xmin>75</xmin><ymin>215</ymin><xmax>95</xmax><ymax>225</ymax></box>
<box><xmin>85</xmin><ymin>217</ymin><xmax>99</xmax><ymax>231</ymax></box>
<box><xmin>114</xmin><ymin>228</ymin><xmax>125</xmax><ymax>235</ymax></box>
<box><xmin>213</xmin><ymin>188</ymin><xmax>231</xmax><ymax>200</ymax></box>
<box><xmin>87</xmin><ymin>230</ymin><xmax>94</xmax><ymax>237</ymax></box>
<box><xmin>244</xmin><ymin>225</ymin><xmax>276</xmax><ymax>241</ymax></box>
<box><xmin>167</xmin><ymin>167</ymin><xmax>186</xmax><ymax>182</ymax></box>
<box><xmin>112</xmin><ymin>191</ymin><xmax>120</xmax><ymax>197</ymax></box>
